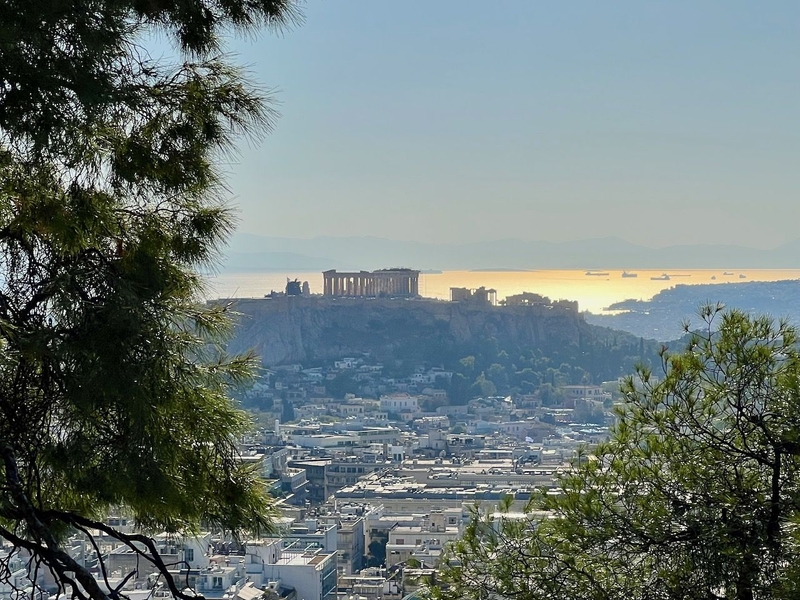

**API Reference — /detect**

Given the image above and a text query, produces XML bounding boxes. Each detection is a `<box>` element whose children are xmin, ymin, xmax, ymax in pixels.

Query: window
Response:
<box><xmin>184</xmin><ymin>548</ymin><xmax>194</xmax><ymax>562</ymax></box>
<box><xmin>212</xmin><ymin>577</ymin><xmax>223</xmax><ymax>590</ymax></box>
<box><xmin>396</xmin><ymin>539</ymin><xmax>404</xmax><ymax>545</ymax></box>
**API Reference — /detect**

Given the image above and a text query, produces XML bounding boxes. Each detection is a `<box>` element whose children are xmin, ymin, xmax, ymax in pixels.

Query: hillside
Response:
<box><xmin>586</xmin><ymin>279</ymin><xmax>800</xmax><ymax>341</ymax></box>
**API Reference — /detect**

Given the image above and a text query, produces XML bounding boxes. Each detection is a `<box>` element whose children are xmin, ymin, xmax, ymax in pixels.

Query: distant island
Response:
<box><xmin>585</xmin><ymin>280</ymin><xmax>800</xmax><ymax>341</ymax></box>
<box><xmin>470</xmin><ymin>268</ymin><xmax>534</xmax><ymax>272</ymax></box>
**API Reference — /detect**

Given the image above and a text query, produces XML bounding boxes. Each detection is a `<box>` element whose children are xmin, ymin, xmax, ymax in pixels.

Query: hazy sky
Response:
<box><xmin>221</xmin><ymin>1</ymin><xmax>800</xmax><ymax>248</ymax></box>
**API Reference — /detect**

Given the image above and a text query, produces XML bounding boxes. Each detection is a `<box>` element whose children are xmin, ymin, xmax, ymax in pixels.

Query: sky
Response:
<box><xmin>214</xmin><ymin>1</ymin><xmax>800</xmax><ymax>248</ymax></box>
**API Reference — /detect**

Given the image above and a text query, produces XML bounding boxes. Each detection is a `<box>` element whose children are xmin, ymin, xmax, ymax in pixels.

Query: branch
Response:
<box><xmin>1</xmin><ymin>445</ymin><xmax>111</xmax><ymax>600</ymax></box>
<box><xmin>43</xmin><ymin>511</ymin><xmax>205</xmax><ymax>600</ymax></box>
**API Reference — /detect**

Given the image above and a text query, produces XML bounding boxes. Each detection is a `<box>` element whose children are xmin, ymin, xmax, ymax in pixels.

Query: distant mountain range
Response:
<box><xmin>220</xmin><ymin>233</ymin><xmax>800</xmax><ymax>273</ymax></box>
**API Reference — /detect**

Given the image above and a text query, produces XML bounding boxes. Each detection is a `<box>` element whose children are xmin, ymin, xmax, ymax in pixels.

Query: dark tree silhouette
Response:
<box><xmin>0</xmin><ymin>2</ymin><xmax>300</xmax><ymax>599</ymax></box>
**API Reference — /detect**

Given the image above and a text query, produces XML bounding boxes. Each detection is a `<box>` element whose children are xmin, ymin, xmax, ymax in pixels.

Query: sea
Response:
<box><xmin>206</xmin><ymin>269</ymin><xmax>800</xmax><ymax>315</ymax></box>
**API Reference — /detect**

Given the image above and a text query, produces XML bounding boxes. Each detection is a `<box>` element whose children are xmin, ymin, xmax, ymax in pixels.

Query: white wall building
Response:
<box><xmin>260</xmin><ymin>549</ymin><xmax>338</xmax><ymax>600</ymax></box>
<box><xmin>379</xmin><ymin>394</ymin><xmax>419</xmax><ymax>414</ymax></box>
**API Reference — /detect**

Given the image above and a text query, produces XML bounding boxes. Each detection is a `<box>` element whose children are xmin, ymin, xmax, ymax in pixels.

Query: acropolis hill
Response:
<box><xmin>223</xmin><ymin>293</ymin><xmax>589</xmax><ymax>367</ymax></box>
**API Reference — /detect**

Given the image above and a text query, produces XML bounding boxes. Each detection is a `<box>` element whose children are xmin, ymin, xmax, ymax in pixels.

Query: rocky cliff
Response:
<box><xmin>223</xmin><ymin>296</ymin><xmax>591</xmax><ymax>366</ymax></box>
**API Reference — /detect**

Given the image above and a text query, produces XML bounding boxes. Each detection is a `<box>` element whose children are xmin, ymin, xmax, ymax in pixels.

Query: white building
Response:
<box><xmin>561</xmin><ymin>385</ymin><xmax>606</xmax><ymax>399</ymax></box>
<box><xmin>379</xmin><ymin>394</ymin><xmax>419</xmax><ymax>414</ymax></box>
<box><xmin>385</xmin><ymin>510</ymin><xmax>462</xmax><ymax>567</ymax></box>
<box><xmin>260</xmin><ymin>549</ymin><xmax>338</xmax><ymax>600</ymax></box>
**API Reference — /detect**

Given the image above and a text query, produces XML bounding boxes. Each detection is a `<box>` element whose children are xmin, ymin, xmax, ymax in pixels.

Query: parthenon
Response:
<box><xmin>323</xmin><ymin>269</ymin><xmax>420</xmax><ymax>297</ymax></box>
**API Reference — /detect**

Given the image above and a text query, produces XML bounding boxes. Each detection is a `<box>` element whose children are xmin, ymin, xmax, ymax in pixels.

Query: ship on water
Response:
<box><xmin>650</xmin><ymin>273</ymin><xmax>671</xmax><ymax>281</ymax></box>
<box><xmin>621</xmin><ymin>271</ymin><xmax>638</xmax><ymax>278</ymax></box>
<box><xmin>585</xmin><ymin>270</ymin><xmax>610</xmax><ymax>276</ymax></box>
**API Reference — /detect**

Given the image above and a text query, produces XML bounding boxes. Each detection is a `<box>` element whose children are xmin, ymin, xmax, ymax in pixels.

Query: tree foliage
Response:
<box><xmin>438</xmin><ymin>306</ymin><xmax>800</xmax><ymax>600</ymax></box>
<box><xmin>0</xmin><ymin>2</ymin><xmax>298</xmax><ymax>599</ymax></box>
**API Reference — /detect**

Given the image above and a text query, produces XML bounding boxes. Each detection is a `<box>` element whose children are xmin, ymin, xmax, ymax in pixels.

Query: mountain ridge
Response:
<box><xmin>222</xmin><ymin>233</ymin><xmax>800</xmax><ymax>272</ymax></box>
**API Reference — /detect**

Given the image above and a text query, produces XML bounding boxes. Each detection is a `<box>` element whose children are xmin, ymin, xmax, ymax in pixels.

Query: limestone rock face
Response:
<box><xmin>224</xmin><ymin>297</ymin><xmax>590</xmax><ymax>366</ymax></box>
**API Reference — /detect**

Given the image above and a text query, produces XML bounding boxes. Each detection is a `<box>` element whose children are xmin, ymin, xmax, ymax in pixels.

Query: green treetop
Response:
<box><xmin>438</xmin><ymin>305</ymin><xmax>800</xmax><ymax>600</ymax></box>
<box><xmin>0</xmin><ymin>2</ymin><xmax>298</xmax><ymax>599</ymax></box>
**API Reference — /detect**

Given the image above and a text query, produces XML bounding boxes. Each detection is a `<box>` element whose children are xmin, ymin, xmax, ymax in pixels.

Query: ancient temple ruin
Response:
<box><xmin>322</xmin><ymin>268</ymin><xmax>420</xmax><ymax>297</ymax></box>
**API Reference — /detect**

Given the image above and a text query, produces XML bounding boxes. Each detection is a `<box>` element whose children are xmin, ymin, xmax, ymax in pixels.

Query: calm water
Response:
<box><xmin>206</xmin><ymin>269</ymin><xmax>800</xmax><ymax>314</ymax></box>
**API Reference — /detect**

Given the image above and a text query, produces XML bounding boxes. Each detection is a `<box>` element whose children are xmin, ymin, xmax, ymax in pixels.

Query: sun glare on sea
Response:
<box><xmin>207</xmin><ymin>269</ymin><xmax>800</xmax><ymax>314</ymax></box>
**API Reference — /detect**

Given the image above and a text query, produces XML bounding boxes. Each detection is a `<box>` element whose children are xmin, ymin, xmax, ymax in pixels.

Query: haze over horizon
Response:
<box><xmin>221</xmin><ymin>1</ymin><xmax>800</xmax><ymax>250</ymax></box>
<box><xmin>222</xmin><ymin>232</ymin><xmax>800</xmax><ymax>272</ymax></box>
